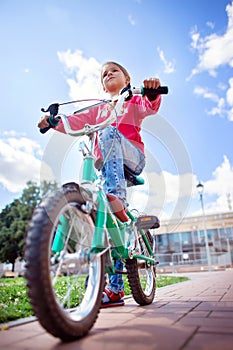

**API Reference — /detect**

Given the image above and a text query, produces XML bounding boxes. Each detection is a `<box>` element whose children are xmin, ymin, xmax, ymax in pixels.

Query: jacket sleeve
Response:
<box><xmin>130</xmin><ymin>94</ymin><xmax>162</xmax><ymax>122</ymax></box>
<box><xmin>143</xmin><ymin>94</ymin><xmax>161</xmax><ymax>114</ymax></box>
<box><xmin>55</xmin><ymin>106</ymin><xmax>98</xmax><ymax>134</ymax></box>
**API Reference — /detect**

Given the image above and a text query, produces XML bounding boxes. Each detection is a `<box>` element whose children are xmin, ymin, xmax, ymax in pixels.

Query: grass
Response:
<box><xmin>0</xmin><ymin>275</ymin><xmax>189</xmax><ymax>324</ymax></box>
<box><xmin>0</xmin><ymin>278</ymin><xmax>32</xmax><ymax>324</ymax></box>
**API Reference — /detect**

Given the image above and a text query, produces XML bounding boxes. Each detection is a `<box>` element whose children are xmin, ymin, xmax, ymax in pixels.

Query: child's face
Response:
<box><xmin>101</xmin><ymin>63</ymin><xmax>130</xmax><ymax>95</ymax></box>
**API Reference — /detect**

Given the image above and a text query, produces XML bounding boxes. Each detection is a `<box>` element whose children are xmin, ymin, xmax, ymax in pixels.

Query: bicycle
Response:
<box><xmin>25</xmin><ymin>85</ymin><xmax>168</xmax><ymax>342</ymax></box>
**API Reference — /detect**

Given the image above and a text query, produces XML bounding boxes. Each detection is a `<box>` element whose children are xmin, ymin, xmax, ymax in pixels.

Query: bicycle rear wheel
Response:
<box><xmin>125</xmin><ymin>230</ymin><xmax>156</xmax><ymax>305</ymax></box>
<box><xmin>25</xmin><ymin>184</ymin><xmax>105</xmax><ymax>341</ymax></box>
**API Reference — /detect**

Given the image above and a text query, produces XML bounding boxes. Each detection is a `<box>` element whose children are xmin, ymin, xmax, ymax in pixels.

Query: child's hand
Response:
<box><xmin>38</xmin><ymin>115</ymin><xmax>50</xmax><ymax>128</ymax></box>
<box><xmin>143</xmin><ymin>78</ymin><xmax>161</xmax><ymax>89</ymax></box>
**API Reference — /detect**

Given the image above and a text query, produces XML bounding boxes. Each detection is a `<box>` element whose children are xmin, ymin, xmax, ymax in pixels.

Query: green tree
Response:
<box><xmin>0</xmin><ymin>180</ymin><xmax>58</xmax><ymax>270</ymax></box>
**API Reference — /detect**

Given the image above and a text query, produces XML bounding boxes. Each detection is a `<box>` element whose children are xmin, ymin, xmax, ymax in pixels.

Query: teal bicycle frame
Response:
<box><xmin>51</xmin><ymin>139</ymin><xmax>155</xmax><ymax>275</ymax></box>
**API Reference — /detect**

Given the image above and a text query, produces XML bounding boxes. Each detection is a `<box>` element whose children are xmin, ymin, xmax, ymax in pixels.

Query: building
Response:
<box><xmin>154</xmin><ymin>211</ymin><xmax>233</xmax><ymax>272</ymax></box>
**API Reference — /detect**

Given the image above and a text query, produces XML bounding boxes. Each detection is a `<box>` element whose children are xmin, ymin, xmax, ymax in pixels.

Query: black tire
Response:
<box><xmin>125</xmin><ymin>230</ymin><xmax>156</xmax><ymax>305</ymax></box>
<box><xmin>25</xmin><ymin>185</ymin><xmax>105</xmax><ymax>341</ymax></box>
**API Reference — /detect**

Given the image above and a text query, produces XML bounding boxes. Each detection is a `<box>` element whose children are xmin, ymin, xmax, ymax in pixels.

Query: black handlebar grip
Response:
<box><xmin>143</xmin><ymin>86</ymin><xmax>168</xmax><ymax>100</ymax></box>
<box><xmin>39</xmin><ymin>116</ymin><xmax>60</xmax><ymax>134</ymax></box>
<box><xmin>40</xmin><ymin>124</ymin><xmax>52</xmax><ymax>134</ymax></box>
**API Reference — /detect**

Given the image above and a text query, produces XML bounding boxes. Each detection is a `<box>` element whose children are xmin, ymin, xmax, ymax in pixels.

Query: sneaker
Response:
<box><xmin>101</xmin><ymin>287</ymin><xmax>125</xmax><ymax>308</ymax></box>
<box><xmin>106</xmin><ymin>194</ymin><xmax>128</xmax><ymax>222</ymax></box>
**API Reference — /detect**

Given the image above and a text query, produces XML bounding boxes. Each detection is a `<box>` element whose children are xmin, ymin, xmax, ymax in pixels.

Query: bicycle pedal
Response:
<box><xmin>136</xmin><ymin>215</ymin><xmax>160</xmax><ymax>229</ymax></box>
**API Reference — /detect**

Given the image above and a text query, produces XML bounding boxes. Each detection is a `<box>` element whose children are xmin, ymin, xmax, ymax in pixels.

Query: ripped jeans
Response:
<box><xmin>98</xmin><ymin>126</ymin><xmax>145</xmax><ymax>294</ymax></box>
<box><xmin>98</xmin><ymin>125</ymin><xmax>145</xmax><ymax>204</ymax></box>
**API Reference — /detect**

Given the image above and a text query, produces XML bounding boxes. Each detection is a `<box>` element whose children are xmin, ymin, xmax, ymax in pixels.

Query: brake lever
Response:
<box><xmin>40</xmin><ymin>103</ymin><xmax>60</xmax><ymax>134</ymax></box>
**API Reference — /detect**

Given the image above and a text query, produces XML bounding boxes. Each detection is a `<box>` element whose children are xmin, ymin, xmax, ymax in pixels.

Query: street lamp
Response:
<box><xmin>196</xmin><ymin>182</ymin><xmax>211</xmax><ymax>271</ymax></box>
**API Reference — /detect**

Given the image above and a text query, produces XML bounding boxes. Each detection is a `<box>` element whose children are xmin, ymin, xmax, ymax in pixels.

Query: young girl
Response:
<box><xmin>38</xmin><ymin>61</ymin><xmax>162</xmax><ymax>307</ymax></box>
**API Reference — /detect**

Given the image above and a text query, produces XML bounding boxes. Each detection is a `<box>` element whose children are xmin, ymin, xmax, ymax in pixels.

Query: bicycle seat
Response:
<box><xmin>124</xmin><ymin>165</ymin><xmax>145</xmax><ymax>187</ymax></box>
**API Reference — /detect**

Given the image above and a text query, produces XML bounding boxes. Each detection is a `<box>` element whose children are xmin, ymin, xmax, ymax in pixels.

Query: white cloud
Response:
<box><xmin>157</xmin><ymin>47</ymin><xmax>175</xmax><ymax>74</ymax></box>
<box><xmin>189</xmin><ymin>1</ymin><xmax>233</xmax><ymax>77</ymax></box>
<box><xmin>193</xmin><ymin>78</ymin><xmax>233</xmax><ymax>120</ymax></box>
<box><xmin>3</xmin><ymin>130</ymin><xmax>26</xmax><ymax>137</ymax></box>
<box><xmin>0</xmin><ymin>134</ymin><xmax>43</xmax><ymax>192</ymax></box>
<box><xmin>226</xmin><ymin>77</ymin><xmax>233</xmax><ymax>120</ymax></box>
<box><xmin>57</xmin><ymin>49</ymin><xmax>102</xmax><ymax>101</ymax></box>
<box><xmin>188</xmin><ymin>2</ymin><xmax>233</xmax><ymax>121</ymax></box>
<box><xmin>194</xmin><ymin>86</ymin><xmax>220</xmax><ymax>103</ymax></box>
<box><xmin>206</xmin><ymin>21</ymin><xmax>215</xmax><ymax>30</ymax></box>
<box><xmin>128</xmin><ymin>14</ymin><xmax>136</xmax><ymax>26</ymax></box>
<box><xmin>193</xmin><ymin>85</ymin><xmax>226</xmax><ymax>117</ymax></box>
<box><xmin>127</xmin><ymin>169</ymin><xmax>195</xmax><ymax>221</ymax></box>
<box><xmin>128</xmin><ymin>155</ymin><xmax>233</xmax><ymax>219</ymax></box>
<box><xmin>193</xmin><ymin>155</ymin><xmax>233</xmax><ymax>214</ymax></box>
<box><xmin>205</xmin><ymin>155</ymin><xmax>233</xmax><ymax>196</ymax></box>
<box><xmin>226</xmin><ymin>77</ymin><xmax>233</xmax><ymax>105</ymax></box>
<box><xmin>227</xmin><ymin>107</ymin><xmax>233</xmax><ymax>121</ymax></box>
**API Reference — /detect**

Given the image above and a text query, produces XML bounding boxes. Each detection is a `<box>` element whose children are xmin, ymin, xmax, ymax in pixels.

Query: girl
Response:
<box><xmin>38</xmin><ymin>61</ymin><xmax>162</xmax><ymax>307</ymax></box>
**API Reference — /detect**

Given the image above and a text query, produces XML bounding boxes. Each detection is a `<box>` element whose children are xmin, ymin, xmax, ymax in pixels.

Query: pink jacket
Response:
<box><xmin>55</xmin><ymin>94</ymin><xmax>161</xmax><ymax>159</ymax></box>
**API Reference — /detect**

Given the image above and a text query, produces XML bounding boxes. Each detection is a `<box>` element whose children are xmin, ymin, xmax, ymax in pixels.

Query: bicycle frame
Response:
<box><xmin>51</xmin><ymin>130</ymin><xmax>155</xmax><ymax>276</ymax></box>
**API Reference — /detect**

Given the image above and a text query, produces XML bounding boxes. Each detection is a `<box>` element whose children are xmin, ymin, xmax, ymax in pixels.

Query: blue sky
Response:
<box><xmin>0</xmin><ymin>0</ymin><xmax>233</xmax><ymax>221</ymax></box>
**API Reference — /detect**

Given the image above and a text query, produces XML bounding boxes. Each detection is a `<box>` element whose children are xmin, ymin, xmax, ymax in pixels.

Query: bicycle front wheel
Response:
<box><xmin>25</xmin><ymin>185</ymin><xmax>105</xmax><ymax>341</ymax></box>
<box><xmin>125</xmin><ymin>230</ymin><xmax>156</xmax><ymax>305</ymax></box>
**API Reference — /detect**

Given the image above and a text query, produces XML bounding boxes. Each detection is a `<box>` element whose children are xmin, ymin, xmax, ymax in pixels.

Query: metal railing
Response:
<box><xmin>155</xmin><ymin>251</ymin><xmax>232</xmax><ymax>272</ymax></box>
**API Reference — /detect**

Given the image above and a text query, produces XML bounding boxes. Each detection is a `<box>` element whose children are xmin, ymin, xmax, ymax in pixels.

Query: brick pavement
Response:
<box><xmin>0</xmin><ymin>269</ymin><xmax>233</xmax><ymax>350</ymax></box>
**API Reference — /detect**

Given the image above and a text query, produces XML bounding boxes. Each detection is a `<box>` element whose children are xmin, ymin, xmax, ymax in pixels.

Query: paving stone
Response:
<box><xmin>1</xmin><ymin>269</ymin><xmax>233</xmax><ymax>349</ymax></box>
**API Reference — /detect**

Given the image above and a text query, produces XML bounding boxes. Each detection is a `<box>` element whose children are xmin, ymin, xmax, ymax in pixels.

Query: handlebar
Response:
<box><xmin>39</xmin><ymin>86</ymin><xmax>168</xmax><ymax>135</ymax></box>
<box><xmin>40</xmin><ymin>103</ymin><xmax>60</xmax><ymax>134</ymax></box>
<box><xmin>135</xmin><ymin>86</ymin><xmax>168</xmax><ymax>100</ymax></box>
